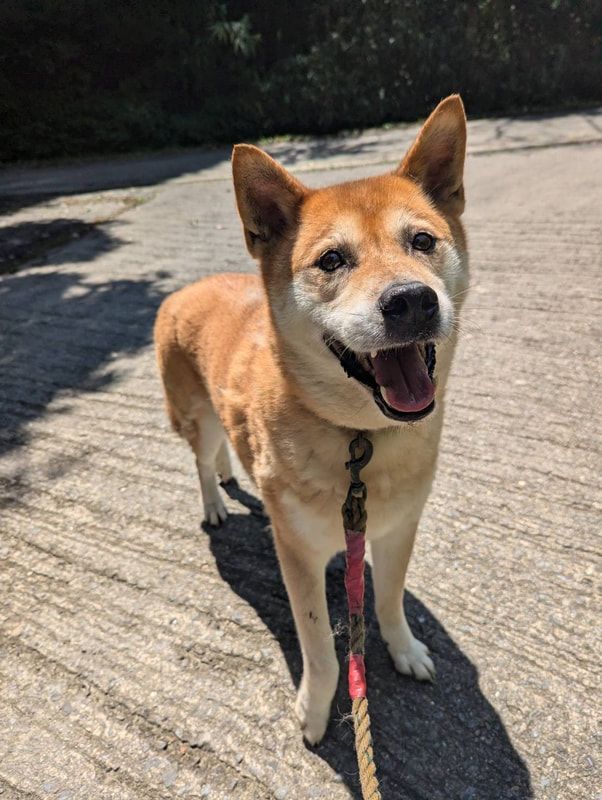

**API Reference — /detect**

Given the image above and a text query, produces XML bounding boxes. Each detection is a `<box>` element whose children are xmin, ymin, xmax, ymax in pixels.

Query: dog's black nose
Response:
<box><xmin>379</xmin><ymin>282</ymin><xmax>439</xmax><ymax>328</ymax></box>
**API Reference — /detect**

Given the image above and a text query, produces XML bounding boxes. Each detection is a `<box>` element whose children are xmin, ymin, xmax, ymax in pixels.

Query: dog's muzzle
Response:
<box><xmin>325</xmin><ymin>337</ymin><xmax>437</xmax><ymax>422</ymax></box>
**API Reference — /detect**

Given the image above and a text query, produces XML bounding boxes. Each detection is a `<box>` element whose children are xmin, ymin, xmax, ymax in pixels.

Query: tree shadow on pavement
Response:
<box><xmin>0</xmin><ymin>264</ymin><xmax>165</xmax><ymax>459</ymax></box>
<box><xmin>204</xmin><ymin>482</ymin><xmax>533</xmax><ymax>800</ymax></box>
<box><xmin>0</xmin><ymin>218</ymin><xmax>121</xmax><ymax>274</ymax></box>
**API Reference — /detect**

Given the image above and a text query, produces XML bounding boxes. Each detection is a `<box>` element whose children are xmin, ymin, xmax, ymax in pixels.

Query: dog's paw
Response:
<box><xmin>389</xmin><ymin>637</ymin><xmax>436</xmax><ymax>682</ymax></box>
<box><xmin>295</xmin><ymin>685</ymin><xmax>331</xmax><ymax>746</ymax></box>
<box><xmin>203</xmin><ymin>498</ymin><xmax>228</xmax><ymax>526</ymax></box>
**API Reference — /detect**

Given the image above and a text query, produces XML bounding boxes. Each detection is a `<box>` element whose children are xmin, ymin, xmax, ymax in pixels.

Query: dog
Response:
<box><xmin>154</xmin><ymin>95</ymin><xmax>468</xmax><ymax>745</ymax></box>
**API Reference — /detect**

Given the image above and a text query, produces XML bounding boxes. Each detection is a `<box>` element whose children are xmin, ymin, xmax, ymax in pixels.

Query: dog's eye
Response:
<box><xmin>411</xmin><ymin>232</ymin><xmax>436</xmax><ymax>252</ymax></box>
<box><xmin>318</xmin><ymin>249</ymin><xmax>346</xmax><ymax>271</ymax></box>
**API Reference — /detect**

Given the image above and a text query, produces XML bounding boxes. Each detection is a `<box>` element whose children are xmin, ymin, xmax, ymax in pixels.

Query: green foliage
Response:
<box><xmin>0</xmin><ymin>0</ymin><xmax>599</xmax><ymax>161</ymax></box>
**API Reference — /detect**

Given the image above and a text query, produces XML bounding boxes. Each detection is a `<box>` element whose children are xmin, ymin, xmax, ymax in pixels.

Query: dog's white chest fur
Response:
<box><xmin>278</xmin><ymin>418</ymin><xmax>441</xmax><ymax>559</ymax></box>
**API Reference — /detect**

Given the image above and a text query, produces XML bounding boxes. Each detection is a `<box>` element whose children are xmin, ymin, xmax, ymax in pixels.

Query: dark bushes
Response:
<box><xmin>1</xmin><ymin>0</ymin><xmax>600</xmax><ymax>162</ymax></box>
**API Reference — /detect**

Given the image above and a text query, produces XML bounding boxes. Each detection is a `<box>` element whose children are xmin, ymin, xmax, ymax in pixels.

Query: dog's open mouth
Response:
<box><xmin>326</xmin><ymin>338</ymin><xmax>437</xmax><ymax>422</ymax></box>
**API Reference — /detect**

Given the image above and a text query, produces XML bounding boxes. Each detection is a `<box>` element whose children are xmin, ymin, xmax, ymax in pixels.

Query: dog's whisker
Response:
<box><xmin>449</xmin><ymin>285</ymin><xmax>476</xmax><ymax>300</ymax></box>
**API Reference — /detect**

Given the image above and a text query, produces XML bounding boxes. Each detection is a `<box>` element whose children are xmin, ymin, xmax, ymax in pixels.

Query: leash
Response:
<box><xmin>342</xmin><ymin>432</ymin><xmax>382</xmax><ymax>799</ymax></box>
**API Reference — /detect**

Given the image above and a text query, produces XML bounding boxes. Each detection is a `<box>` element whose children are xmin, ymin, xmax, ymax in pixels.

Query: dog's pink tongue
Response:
<box><xmin>371</xmin><ymin>345</ymin><xmax>434</xmax><ymax>413</ymax></box>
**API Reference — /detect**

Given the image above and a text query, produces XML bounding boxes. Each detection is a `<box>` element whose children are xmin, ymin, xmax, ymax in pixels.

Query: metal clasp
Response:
<box><xmin>345</xmin><ymin>432</ymin><xmax>373</xmax><ymax>497</ymax></box>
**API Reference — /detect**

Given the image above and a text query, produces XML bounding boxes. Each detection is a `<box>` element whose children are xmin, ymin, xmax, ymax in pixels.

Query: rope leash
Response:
<box><xmin>342</xmin><ymin>432</ymin><xmax>382</xmax><ymax>800</ymax></box>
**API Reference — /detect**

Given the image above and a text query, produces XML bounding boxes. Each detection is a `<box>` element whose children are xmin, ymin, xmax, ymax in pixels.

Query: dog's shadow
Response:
<box><xmin>203</xmin><ymin>480</ymin><xmax>532</xmax><ymax>800</ymax></box>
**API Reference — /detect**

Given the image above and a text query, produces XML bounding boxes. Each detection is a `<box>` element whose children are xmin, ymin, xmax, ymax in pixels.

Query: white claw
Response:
<box><xmin>204</xmin><ymin>500</ymin><xmax>228</xmax><ymax>526</ymax></box>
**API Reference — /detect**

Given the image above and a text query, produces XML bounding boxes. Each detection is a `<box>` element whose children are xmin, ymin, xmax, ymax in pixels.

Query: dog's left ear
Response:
<box><xmin>396</xmin><ymin>94</ymin><xmax>467</xmax><ymax>215</ymax></box>
<box><xmin>232</xmin><ymin>144</ymin><xmax>308</xmax><ymax>258</ymax></box>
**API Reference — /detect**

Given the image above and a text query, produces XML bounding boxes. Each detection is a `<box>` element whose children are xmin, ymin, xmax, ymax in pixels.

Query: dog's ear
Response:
<box><xmin>396</xmin><ymin>94</ymin><xmax>467</xmax><ymax>215</ymax></box>
<box><xmin>232</xmin><ymin>144</ymin><xmax>308</xmax><ymax>257</ymax></box>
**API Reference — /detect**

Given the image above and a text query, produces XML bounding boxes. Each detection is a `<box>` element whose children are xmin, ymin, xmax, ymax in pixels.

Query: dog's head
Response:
<box><xmin>232</xmin><ymin>96</ymin><xmax>468</xmax><ymax>429</ymax></box>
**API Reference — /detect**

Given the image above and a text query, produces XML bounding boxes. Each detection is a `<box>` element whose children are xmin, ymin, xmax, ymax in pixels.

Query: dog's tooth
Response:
<box><xmin>370</xmin><ymin>351</ymin><xmax>378</xmax><ymax>359</ymax></box>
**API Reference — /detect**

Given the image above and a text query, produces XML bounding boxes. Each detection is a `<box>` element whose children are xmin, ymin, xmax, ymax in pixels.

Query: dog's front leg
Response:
<box><xmin>271</xmin><ymin>525</ymin><xmax>339</xmax><ymax>745</ymax></box>
<box><xmin>371</xmin><ymin>524</ymin><xmax>436</xmax><ymax>681</ymax></box>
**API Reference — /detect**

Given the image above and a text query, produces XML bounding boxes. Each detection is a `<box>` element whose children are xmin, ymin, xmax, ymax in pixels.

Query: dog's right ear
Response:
<box><xmin>232</xmin><ymin>144</ymin><xmax>308</xmax><ymax>257</ymax></box>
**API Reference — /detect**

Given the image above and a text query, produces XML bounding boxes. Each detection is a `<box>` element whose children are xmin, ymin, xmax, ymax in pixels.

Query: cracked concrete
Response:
<box><xmin>0</xmin><ymin>109</ymin><xmax>600</xmax><ymax>799</ymax></box>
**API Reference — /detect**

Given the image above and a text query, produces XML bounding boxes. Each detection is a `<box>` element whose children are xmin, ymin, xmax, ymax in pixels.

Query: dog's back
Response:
<box><xmin>155</xmin><ymin>272</ymin><xmax>264</xmax><ymax>438</ymax></box>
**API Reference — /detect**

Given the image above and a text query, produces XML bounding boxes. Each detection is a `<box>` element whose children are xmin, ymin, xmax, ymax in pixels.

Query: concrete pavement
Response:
<box><xmin>0</xmin><ymin>110</ymin><xmax>600</xmax><ymax>800</ymax></box>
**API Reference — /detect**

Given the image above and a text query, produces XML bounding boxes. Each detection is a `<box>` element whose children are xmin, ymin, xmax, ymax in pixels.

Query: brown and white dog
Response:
<box><xmin>154</xmin><ymin>95</ymin><xmax>468</xmax><ymax>745</ymax></box>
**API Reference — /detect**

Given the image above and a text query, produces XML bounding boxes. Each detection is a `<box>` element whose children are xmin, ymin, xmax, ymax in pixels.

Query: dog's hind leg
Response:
<box><xmin>215</xmin><ymin>440</ymin><xmax>234</xmax><ymax>484</ymax></box>
<box><xmin>155</xmin><ymin>331</ymin><xmax>228</xmax><ymax>525</ymax></box>
<box><xmin>192</xmin><ymin>404</ymin><xmax>229</xmax><ymax>526</ymax></box>
<box><xmin>166</xmin><ymin>392</ymin><xmax>228</xmax><ymax>525</ymax></box>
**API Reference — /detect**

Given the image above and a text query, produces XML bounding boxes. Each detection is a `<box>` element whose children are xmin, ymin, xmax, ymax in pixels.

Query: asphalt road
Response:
<box><xmin>1</xmin><ymin>110</ymin><xmax>600</xmax><ymax>800</ymax></box>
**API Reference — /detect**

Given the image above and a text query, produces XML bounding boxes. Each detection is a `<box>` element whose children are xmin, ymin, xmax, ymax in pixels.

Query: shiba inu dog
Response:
<box><xmin>154</xmin><ymin>95</ymin><xmax>468</xmax><ymax>744</ymax></box>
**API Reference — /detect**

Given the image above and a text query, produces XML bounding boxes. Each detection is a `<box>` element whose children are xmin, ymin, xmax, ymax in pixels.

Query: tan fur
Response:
<box><xmin>154</xmin><ymin>95</ymin><xmax>469</xmax><ymax>743</ymax></box>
